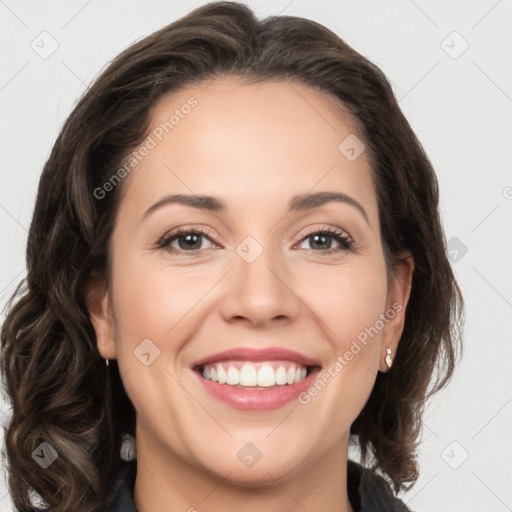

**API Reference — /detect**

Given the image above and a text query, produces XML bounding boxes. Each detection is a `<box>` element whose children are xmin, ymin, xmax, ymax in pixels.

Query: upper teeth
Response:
<box><xmin>202</xmin><ymin>361</ymin><xmax>308</xmax><ymax>387</ymax></box>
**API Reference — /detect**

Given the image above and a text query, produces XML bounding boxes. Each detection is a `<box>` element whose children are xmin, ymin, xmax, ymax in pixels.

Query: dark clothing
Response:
<box><xmin>29</xmin><ymin>458</ymin><xmax>412</xmax><ymax>511</ymax></box>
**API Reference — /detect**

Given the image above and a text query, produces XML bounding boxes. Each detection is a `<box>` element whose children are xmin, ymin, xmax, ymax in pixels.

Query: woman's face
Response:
<box><xmin>87</xmin><ymin>76</ymin><xmax>413</xmax><ymax>484</ymax></box>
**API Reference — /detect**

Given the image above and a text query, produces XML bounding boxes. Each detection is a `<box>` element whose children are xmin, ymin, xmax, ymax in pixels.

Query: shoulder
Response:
<box><xmin>105</xmin><ymin>459</ymin><xmax>138</xmax><ymax>511</ymax></box>
<box><xmin>347</xmin><ymin>459</ymin><xmax>413</xmax><ymax>512</ymax></box>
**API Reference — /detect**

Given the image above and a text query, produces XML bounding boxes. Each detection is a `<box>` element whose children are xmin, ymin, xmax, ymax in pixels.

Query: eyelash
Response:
<box><xmin>156</xmin><ymin>225</ymin><xmax>354</xmax><ymax>256</ymax></box>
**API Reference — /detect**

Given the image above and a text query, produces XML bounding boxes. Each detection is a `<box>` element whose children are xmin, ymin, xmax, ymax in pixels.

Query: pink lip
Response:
<box><xmin>193</xmin><ymin>366</ymin><xmax>321</xmax><ymax>411</ymax></box>
<box><xmin>190</xmin><ymin>347</ymin><xmax>321</xmax><ymax>411</ymax></box>
<box><xmin>190</xmin><ymin>347</ymin><xmax>320</xmax><ymax>368</ymax></box>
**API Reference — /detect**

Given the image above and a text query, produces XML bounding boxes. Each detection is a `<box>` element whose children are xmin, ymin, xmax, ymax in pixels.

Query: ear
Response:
<box><xmin>83</xmin><ymin>272</ymin><xmax>117</xmax><ymax>360</ymax></box>
<box><xmin>379</xmin><ymin>251</ymin><xmax>414</xmax><ymax>372</ymax></box>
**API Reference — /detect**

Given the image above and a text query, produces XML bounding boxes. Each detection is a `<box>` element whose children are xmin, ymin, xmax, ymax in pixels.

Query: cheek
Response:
<box><xmin>108</xmin><ymin>253</ymin><xmax>210</xmax><ymax>443</ymax></box>
<box><xmin>301</xmin><ymin>261</ymin><xmax>389</xmax><ymax>346</ymax></box>
<box><xmin>110</xmin><ymin>250</ymin><xmax>218</xmax><ymax>352</ymax></box>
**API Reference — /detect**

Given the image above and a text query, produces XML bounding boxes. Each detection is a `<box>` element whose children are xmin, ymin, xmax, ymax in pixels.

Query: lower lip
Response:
<box><xmin>193</xmin><ymin>367</ymin><xmax>320</xmax><ymax>411</ymax></box>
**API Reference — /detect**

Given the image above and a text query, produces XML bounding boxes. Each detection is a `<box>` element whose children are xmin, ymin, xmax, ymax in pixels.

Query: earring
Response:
<box><xmin>385</xmin><ymin>348</ymin><xmax>393</xmax><ymax>370</ymax></box>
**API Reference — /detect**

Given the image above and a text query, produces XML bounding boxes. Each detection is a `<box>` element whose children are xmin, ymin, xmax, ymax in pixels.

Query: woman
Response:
<box><xmin>0</xmin><ymin>2</ymin><xmax>464</xmax><ymax>511</ymax></box>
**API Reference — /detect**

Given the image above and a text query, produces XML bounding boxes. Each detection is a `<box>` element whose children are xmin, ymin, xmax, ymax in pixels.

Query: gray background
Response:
<box><xmin>1</xmin><ymin>1</ymin><xmax>511</xmax><ymax>510</ymax></box>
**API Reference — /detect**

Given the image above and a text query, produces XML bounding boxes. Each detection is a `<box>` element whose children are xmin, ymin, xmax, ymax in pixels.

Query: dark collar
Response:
<box><xmin>106</xmin><ymin>459</ymin><xmax>412</xmax><ymax>512</ymax></box>
<box><xmin>347</xmin><ymin>459</ymin><xmax>413</xmax><ymax>511</ymax></box>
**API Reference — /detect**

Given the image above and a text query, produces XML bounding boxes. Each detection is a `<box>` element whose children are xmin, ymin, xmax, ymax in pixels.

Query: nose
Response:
<box><xmin>220</xmin><ymin>241</ymin><xmax>301</xmax><ymax>328</ymax></box>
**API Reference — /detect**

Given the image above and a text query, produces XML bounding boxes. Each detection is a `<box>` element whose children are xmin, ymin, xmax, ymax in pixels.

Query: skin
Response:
<box><xmin>85</xmin><ymin>76</ymin><xmax>414</xmax><ymax>512</ymax></box>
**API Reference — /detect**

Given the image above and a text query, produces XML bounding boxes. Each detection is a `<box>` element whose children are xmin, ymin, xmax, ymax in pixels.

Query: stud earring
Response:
<box><xmin>385</xmin><ymin>348</ymin><xmax>393</xmax><ymax>370</ymax></box>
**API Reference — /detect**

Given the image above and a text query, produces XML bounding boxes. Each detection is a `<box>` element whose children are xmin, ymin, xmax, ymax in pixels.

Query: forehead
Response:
<box><xmin>119</xmin><ymin>76</ymin><xmax>377</xmax><ymax>223</ymax></box>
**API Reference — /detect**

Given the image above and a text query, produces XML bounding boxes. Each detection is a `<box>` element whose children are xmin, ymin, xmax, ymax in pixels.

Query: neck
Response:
<box><xmin>132</xmin><ymin>427</ymin><xmax>355</xmax><ymax>512</ymax></box>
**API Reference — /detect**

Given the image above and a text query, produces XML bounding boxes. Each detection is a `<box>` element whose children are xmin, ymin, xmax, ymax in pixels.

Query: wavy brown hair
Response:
<box><xmin>0</xmin><ymin>1</ymin><xmax>464</xmax><ymax>510</ymax></box>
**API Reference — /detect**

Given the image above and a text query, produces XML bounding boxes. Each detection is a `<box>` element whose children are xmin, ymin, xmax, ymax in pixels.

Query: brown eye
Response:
<box><xmin>297</xmin><ymin>228</ymin><xmax>353</xmax><ymax>254</ymax></box>
<box><xmin>158</xmin><ymin>227</ymin><xmax>217</xmax><ymax>254</ymax></box>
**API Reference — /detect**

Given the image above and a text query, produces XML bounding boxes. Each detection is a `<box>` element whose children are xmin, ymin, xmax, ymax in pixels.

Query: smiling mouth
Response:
<box><xmin>194</xmin><ymin>360</ymin><xmax>321</xmax><ymax>390</ymax></box>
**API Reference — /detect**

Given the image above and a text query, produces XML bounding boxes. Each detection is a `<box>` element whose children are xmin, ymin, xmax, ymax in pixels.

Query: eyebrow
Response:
<box><xmin>142</xmin><ymin>191</ymin><xmax>369</xmax><ymax>225</ymax></box>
